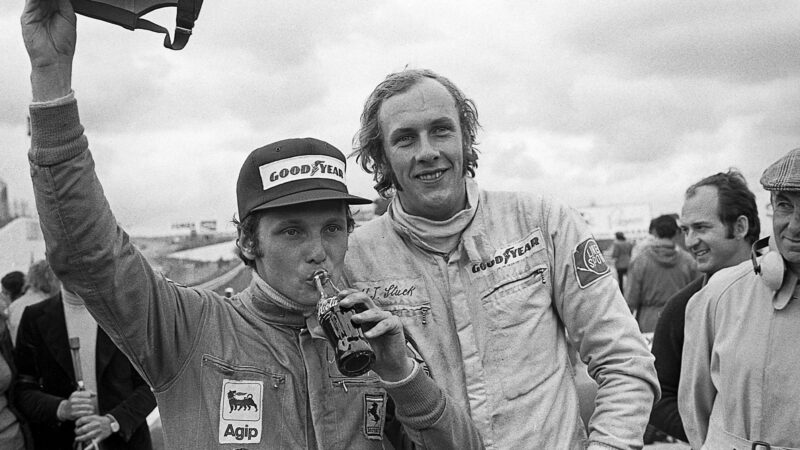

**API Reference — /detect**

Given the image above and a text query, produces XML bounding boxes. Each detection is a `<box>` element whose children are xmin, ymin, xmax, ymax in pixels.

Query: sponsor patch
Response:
<box><xmin>218</xmin><ymin>379</ymin><xmax>263</xmax><ymax>444</ymax></box>
<box><xmin>572</xmin><ymin>238</ymin><xmax>610</xmax><ymax>288</ymax></box>
<box><xmin>471</xmin><ymin>229</ymin><xmax>545</xmax><ymax>274</ymax></box>
<box><xmin>363</xmin><ymin>393</ymin><xmax>386</xmax><ymax>440</ymax></box>
<box><xmin>360</xmin><ymin>283</ymin><xmax>418</xmax><ymax>301</ymax></box>
<box><xmin>259</xmin><ymin>155</ymin><xmax>345</xmax><ymax>190</ymax></box>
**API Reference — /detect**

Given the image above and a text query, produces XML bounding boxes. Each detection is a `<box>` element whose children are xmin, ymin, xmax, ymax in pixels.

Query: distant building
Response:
<box><xmin>578</xmin><ymin>203</ymin><xmax>652</xmax><ymax>249</ymax></box>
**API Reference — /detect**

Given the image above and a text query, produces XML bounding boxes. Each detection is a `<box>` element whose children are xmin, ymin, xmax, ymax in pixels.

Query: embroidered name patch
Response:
<box><xmin>259</xmin><ymin>155</ymin><xmax>345</xmax><ymax>190</ymax></box>
<box><xmin>573</xmin><ymin>238</ymin><xmax>610</xmax><ymax>288</ymax></box>
<box><xmin>218</xmin><ymin>380</ymin><xmax>263</xmax><ymax>444</ymax></box>
<box><xmin>471</xmin><ymin>229</ymin><xmax>545</xmax><ymax>274</ymax></box>
<box><xmin>361</xmin><ymin>283</ymin><xmax>417</xmax><ymax>301</ymax></box>
<box><xmin>363</xmin><ymin>393</ymin><xmax>386</xmax><ymax>440</ymax></box>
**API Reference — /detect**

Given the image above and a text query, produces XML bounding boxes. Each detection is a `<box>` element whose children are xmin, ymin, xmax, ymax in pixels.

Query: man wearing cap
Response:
<box><xmin>679</xmin><ymin>148</ymin><xmax>800</xmax><ymax>449</ymax></box>
<box><xmin>344</xmin><ymin>69</ymin><xmax>658</xmax><ymax>448</ymax></box>
<box><xmin>19</xmin><ymin>1</ymin><xmax>483</xmax><ymax>449</ymax></box>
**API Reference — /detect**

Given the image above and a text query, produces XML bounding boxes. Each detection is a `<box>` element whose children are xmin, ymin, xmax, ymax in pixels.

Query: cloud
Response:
<box><xmin>563</xmin><ymin>0</ymin><xmax>800</xmax><ymax>83</ymax></box>
<box><xmin>2</xmin><ymin>0</ymin><xmax>799</xmax><ymax>235</ymax></box>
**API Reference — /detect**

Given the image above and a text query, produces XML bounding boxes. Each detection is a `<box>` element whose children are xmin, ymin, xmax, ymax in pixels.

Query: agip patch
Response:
<box><xmin>572</xmin><ymin>238</ymin><xmax>610</xmax><ymax>288</ymax></box>
<box><xmin>218</xmin><ymin>379</ymin><xmax>263</xmax><ymax>444</ymax></box>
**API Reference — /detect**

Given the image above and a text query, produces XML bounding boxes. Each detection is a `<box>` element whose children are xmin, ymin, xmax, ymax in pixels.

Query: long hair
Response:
<box><xmin>352</xmin><ymin>69</ymin><xmax>481</xmax><ymax>198</ymax></box>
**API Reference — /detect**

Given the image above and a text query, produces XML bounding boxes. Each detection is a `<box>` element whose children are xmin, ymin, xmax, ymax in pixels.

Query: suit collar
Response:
<box><xmin>37</xmin><ymin>293</ymin><xmax>116</xmax><ymax>382</ymax></box>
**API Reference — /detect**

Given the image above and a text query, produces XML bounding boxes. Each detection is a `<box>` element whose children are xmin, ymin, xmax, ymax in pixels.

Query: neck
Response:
<box><xmin>61</xmin><ymin>287</ymin><xmax>84</xmax><ymax>307</ymax></box>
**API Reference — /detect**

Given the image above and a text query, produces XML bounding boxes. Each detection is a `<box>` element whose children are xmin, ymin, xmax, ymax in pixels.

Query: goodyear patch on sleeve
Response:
<box><xmin>363</xmin><ymin>392</ymin><xmax>387</xmax><ymax>440</ymax></box>
<box><xmin>572</xmin><ymin>238</ymin><xmax>611</xmax><ymax>288</ymax></box>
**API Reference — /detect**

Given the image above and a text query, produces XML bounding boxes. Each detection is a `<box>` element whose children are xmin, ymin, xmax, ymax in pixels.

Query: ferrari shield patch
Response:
<box><xmin>363</xmin><ymin>393</ymin><xmax>386</xmax><ymax>440</ymax></box>
<box><xmin>573</xmin><ymin>238</ymin><xmax>611</xmax><ymax>288</ymax></box>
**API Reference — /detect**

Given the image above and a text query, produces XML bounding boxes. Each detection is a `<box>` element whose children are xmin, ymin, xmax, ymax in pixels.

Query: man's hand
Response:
<box><xmin>57</xmin><ymin>390</ymin><xmax>96</xmax><ymax>421</ymax></box>
<box><xmin>21</xmin><ymin>0</ymin><xmax>76</xmax><ymax>101</ymax></box>
<box><xmin>338</xmin><ymin>289</ymin><xmax>414</xmax><ymax>382</ymax></box>
<box><xmin>75</xmin><ymin>414</ymin><xmax>114</xmax><ymax>443</ymax></box>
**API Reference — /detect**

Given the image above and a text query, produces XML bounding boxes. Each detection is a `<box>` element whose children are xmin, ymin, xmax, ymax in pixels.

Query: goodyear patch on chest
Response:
<box><xmin>471</xmin><ymin>229</ymin><xmax>545</xmax><ymax>274</ymax></box>
<box><xmin>573</xmin><ymin>238</ymin><xmax>611</xmax><ymax>288</ymax></box>
<box><xmin>218</xmin><ymin>379</ymin><xmax>263</xmax><ymax>444</ymax></box>
<box><xmin>363</xmin><ymin>392</ymin><xmax>386</xmax><ymax>440</ymax></box>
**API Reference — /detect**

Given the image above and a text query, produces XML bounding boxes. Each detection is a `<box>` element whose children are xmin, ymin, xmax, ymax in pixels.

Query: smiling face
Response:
<box><xmin>771</xmin><ymin>191</ymin><xmax>800</xmax><ymax>276</ymax></box>
<box><xmin>240</xmin><ymin>200</ymin><xmax>349</xmax><ymax>306</ymax></box>
<box><xmin>378</xmin><ymin>77</ymin><xmax>467</xmax><ymax>221</ymax></box>
<box><xmin>680</xmin><ymin>185</ymin><xmax>751</xmax><ymax>274</ymax></box>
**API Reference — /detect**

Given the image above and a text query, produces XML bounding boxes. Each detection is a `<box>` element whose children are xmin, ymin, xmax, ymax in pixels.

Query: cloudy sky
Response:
<box><xmin>1</xmin><ymin>0</ymin><xmax>798</xmax><ymax>236</ymax></box>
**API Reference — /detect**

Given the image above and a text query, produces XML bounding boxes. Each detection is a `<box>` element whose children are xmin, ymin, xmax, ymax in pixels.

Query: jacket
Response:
<box><xmin>14</xmin><ymin>293</ymin><xmax>155</xmax><ymax>449</ymax></box>
<box><xmin>345</xmin><ymin>186</ymin><xmax>659</xmax><ymax>449</ymax></box>
<box><xmin>625</xmin><ymin>240</ymin><xmax>699</xmax><ymax>332</ymax></box>
<box><xmin>26</xmin><ymin>96</ymin><xmax>483</xmax><ymax>450</ymax></box>
<box><xmin>649</xmin><ymin>275</ymin><xmax>704</xmax><ymax>441</ymax></box>
<box><xmin>611</xmin><ymin>240</ymin><xmax>633</xmax><ymax>271</ymax></box>
<box><xmin>679</xmin><ymin>260</ymin><xmax>800</xmax><ymax>449</ymax></box>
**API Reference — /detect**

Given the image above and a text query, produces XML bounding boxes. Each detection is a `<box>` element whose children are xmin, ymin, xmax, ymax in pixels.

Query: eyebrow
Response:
<box><xmin>388</xmin><ymin>127</ymin><xmax>416</xmax><ymax>143</ymax></box>
<box><xmin>430</xmin><ymin>117</ymin><xmax>457</xmax><ymax>128</ymax></box>
<box><xmin>387</xmin><ymin>117</ymin><xmax>457</xmax><ymax>142</ymax></box>
<box><xmin>679</xmin><ymin>218</ymin><xmax>712</xmax><ymax>228</ymax></box>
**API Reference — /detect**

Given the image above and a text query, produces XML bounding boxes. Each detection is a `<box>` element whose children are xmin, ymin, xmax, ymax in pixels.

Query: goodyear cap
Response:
<box><xmin>237</xmin><ymin>138</ymin><xmax>371</xmax><ymax>221</ymax></box>
<box><xmin>761</xmin><ymin>148</ymin><xmax>800</xmax><ymax>192</ymax></box>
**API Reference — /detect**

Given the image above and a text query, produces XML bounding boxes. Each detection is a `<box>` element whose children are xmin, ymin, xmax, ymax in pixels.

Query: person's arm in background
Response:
<box><xmin>548</xmin><ymin>202</ymin><xmax>659</xmax><ymax>449</ymax></box>
<box><xmin>104</xmin><ymin>363</ymin><xmax>157</xmax><ymax>443</ymax></box>
<box><xmin>74</xmin><ymin>346</ymin><xmax>157</xmax><ymax>445</ymax></box>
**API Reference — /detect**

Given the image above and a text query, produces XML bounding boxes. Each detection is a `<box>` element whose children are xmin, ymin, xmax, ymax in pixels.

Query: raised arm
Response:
<box><xmin>22</xmin><ymin>0</ymin><xmax>75</xmax><ymax>102</ymax></box>
<box><xmin>21</xmin><ymin>0</ymin><xmax>207</xmax><ymax>391</ymax></box>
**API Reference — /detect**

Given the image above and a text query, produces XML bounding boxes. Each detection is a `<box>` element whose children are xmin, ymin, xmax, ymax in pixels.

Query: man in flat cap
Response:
<box><xmin>679</xmin><ymin>148</ymin><xmax>800</xmax><ymax>449</ymax></box>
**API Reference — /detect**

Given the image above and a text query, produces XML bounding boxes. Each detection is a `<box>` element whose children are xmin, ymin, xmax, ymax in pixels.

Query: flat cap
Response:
<box><xmin>760</xmin><ymin>147</ymin><xmax>800</xmax><ymax>192</ymax></box>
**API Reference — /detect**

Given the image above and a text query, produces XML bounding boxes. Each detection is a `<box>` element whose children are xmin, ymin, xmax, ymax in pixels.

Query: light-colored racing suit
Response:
<box><xmin>27</xmin><ymin>96</ymin><xmax>484</xmax><ymax>450</ymax></box>
<box><xmin>345</xmin><ymin>185</ymin><xmax>659</xmax><ymax>449</ymax></box>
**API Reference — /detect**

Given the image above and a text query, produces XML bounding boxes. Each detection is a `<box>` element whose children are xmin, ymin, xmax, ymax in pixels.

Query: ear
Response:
<box><xmin>732</xmin><ymin>215</ymin><xmax>749</xmax><ymax>240</ymax></box>
<box><xmin>237</xmin><ymin>235</ymin><xmax>257</xmax><ymax>262</ymax></box>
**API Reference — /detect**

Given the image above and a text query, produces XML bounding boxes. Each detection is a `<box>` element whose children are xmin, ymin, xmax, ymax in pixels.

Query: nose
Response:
<box><xmin>788</xmin><ymin>210</ymin><xmax>800</xmax><ymax>234</ymax></box>
<box><xmin>305</xmin><ymin>235</ymin><xmax>328</xmax><ymax>265</ymax></box>
<box><xmin>415</xmin><ymin>134</ymin><xmax>440</xmax><ymax>162</ymax></box>
<box><xmin>684</xmin><ymin>229</ymin><xmax>699</xmax><ymax>249</ymax></box>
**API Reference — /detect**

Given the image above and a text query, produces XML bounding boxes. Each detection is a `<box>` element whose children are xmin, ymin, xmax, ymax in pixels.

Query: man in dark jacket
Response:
<box><xmin>649</xmin><ymin>170</ymin><xmax>759</xmax><ymax>442</ymax></box>
<box><xmin>14</xmin><ymin>288</ymin><xmax>156</xmax><ymax>449</ymax></box>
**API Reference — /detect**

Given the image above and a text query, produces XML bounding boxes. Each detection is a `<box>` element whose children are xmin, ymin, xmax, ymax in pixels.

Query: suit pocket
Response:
<box><xmin>200</xmin><ymin>354</ymin><xmax>288</xmax><ymax>447</ymax></box>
